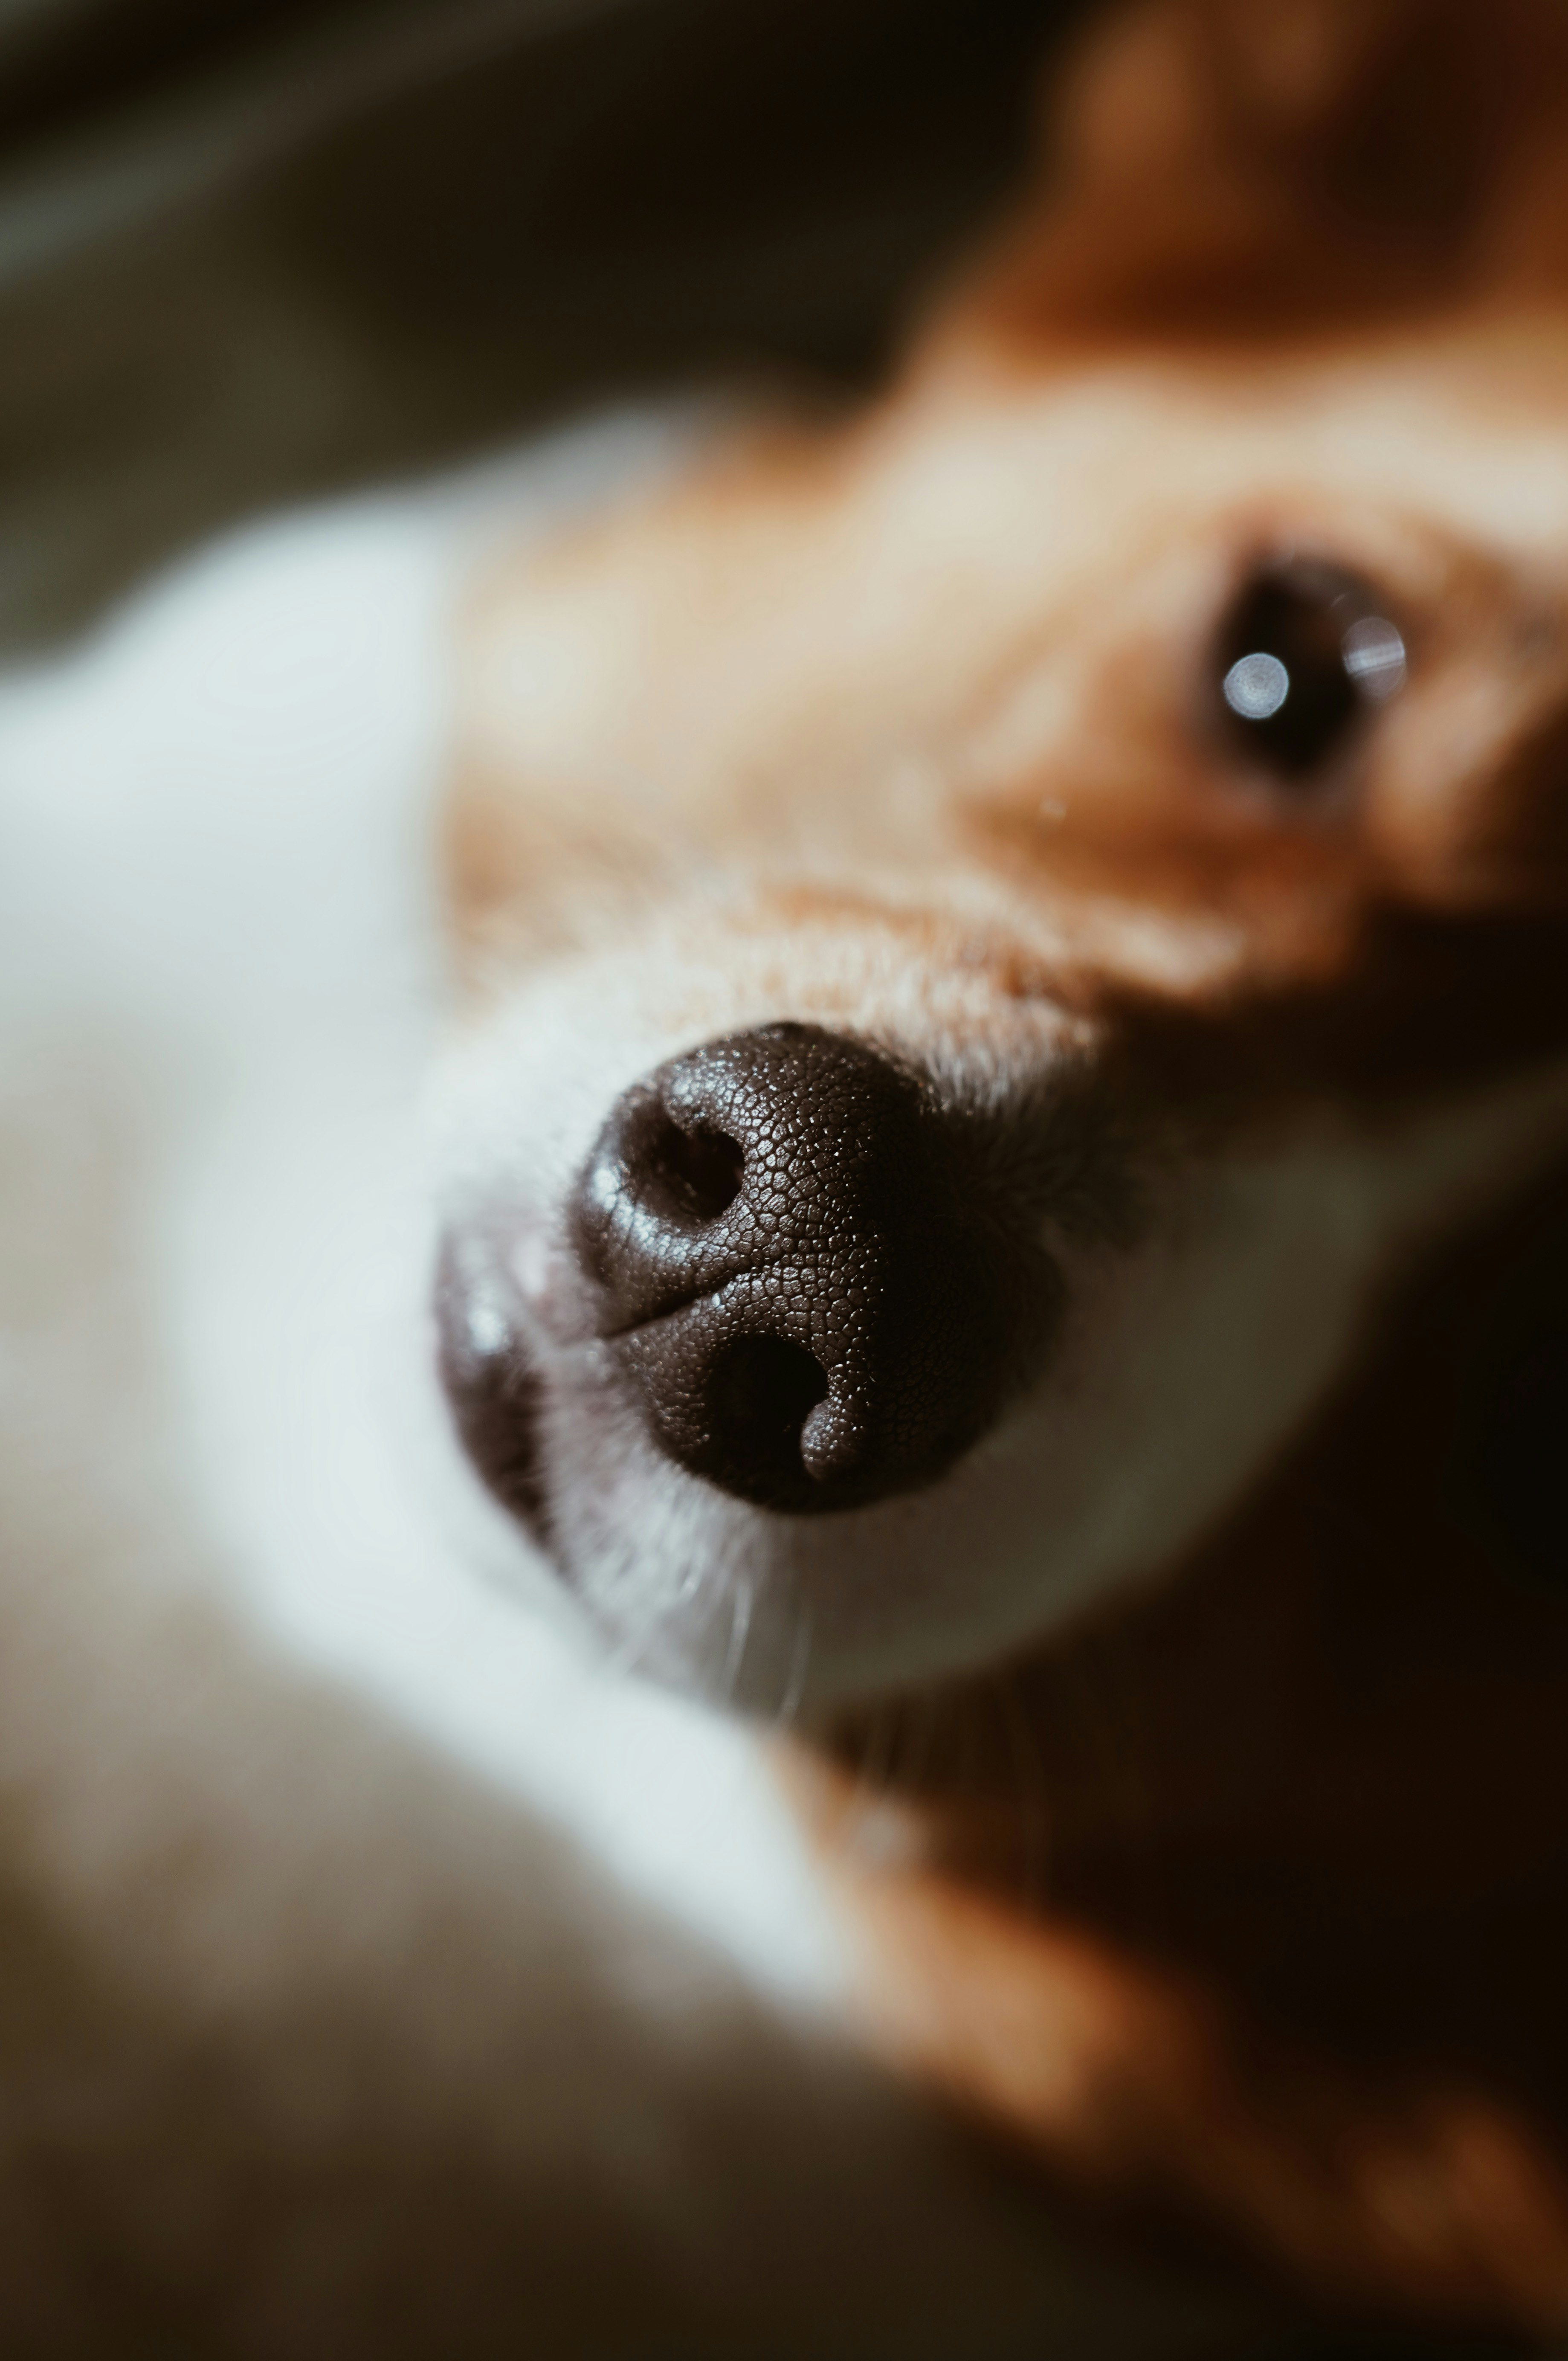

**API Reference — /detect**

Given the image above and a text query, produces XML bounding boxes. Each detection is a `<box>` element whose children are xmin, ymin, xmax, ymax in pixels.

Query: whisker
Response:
<box><xmin>773</xmin><ymin>1583</ymin><xmax>814</xmax><ymax>1730</ymax></box>
<box><xmin>721</xmin><ymin>1569</ymin><xmax>755</xmax><ymax>1704</ymax></box>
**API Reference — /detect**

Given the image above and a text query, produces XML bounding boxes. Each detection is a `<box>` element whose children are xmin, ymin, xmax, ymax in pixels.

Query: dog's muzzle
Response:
<box><xmin>436</xmin><ymin>1023</ymin><xmax>1059</xmax><ymax>1529</ymax></box>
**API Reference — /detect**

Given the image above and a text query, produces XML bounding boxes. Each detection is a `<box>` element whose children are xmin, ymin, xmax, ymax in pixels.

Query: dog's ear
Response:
<box><xmin>931</xmin><ymin>0</ymin><xmax>1568</xmax><ymax>352</ymax></box>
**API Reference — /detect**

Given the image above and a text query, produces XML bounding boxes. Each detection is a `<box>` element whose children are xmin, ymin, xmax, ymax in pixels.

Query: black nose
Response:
<box><xmin>570</xmin><ymin>1023</ymin><xmax>1056</xmax><ymax>1513</ymax></box>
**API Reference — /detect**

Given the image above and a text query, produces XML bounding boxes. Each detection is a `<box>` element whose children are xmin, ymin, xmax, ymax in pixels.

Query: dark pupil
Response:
<box><xmin>1217</xmin><ymin>567</ymin><xmax>1365</xmax><ymax>778</ymax></box>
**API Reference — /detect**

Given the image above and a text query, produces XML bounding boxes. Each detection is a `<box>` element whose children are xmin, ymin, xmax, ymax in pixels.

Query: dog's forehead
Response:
<box><xmin>456</xmin><ymin>313</ymin><xmax>1568</xmax><ymax>1009</ymax></box>
<box><xmin>917</xmin><ymin>316</ymin><xmax>1568</xmax><ymax>559</ymax></box>
<box><xmin>467</xmin><ymin>316</ymin><xmax>1568</xmax><ymax>774</ymax></box>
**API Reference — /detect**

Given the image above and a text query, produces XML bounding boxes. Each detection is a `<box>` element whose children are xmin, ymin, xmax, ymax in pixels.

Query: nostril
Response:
<box><xmin>712</xmin><ymin>1331</ymin><xmax>828</xmax><ymax>1438</ymax></box>
<box><xmin>706</xmin><ymin>1334</ymin><xmax>829</xmax><ymax>1498</ymax></box>
<box><xmin>641</xmin><ymin>1118</ymin><xmax>744</xmax><ymax>1226</ymax></box>
<box><xmin>571</xmin><ymin>1087</ymin><xmax>748</xmax><ymax>1327</ymax></box>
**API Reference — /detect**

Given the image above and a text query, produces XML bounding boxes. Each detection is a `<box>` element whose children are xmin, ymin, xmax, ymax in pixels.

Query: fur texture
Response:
<box><xmin>438</xmin><ymin>0</ymin><xmax>1568</xmax><ymax>2329</ymax></box>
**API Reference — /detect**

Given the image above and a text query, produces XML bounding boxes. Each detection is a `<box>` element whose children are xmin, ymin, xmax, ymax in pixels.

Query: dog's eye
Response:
<box><xmin>1216</xmin><ymin>563</ymin><xmax>1406</xmax><ymax>782</ymax></box>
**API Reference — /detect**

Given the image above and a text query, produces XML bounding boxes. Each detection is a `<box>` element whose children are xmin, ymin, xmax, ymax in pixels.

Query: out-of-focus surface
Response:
<box><xmin>0</xmin><ymin>0</ymin><xmax>1087</xmax><ymax>649</ymax></box>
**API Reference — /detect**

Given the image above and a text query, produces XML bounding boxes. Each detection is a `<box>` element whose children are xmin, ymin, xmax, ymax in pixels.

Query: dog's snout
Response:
<box><xmin>570</xmin><ymin>1024</ymin><xmax>1056</xmax><ymax>1514</ymax></box>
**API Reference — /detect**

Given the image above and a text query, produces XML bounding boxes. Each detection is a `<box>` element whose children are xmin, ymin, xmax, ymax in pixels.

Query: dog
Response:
<box><xmin>0</xmin><ymin>144</ymin><xmax>1258</xmax><ymax>2361</ymax></box>
<box><xmin>429</xmin><ymin>0</ymin><xmax>1568</xmax><ymax>2335</ymax></box>
<box><xmin>6</xmin><ymin>0</ymin><xmax>1568</xmax><ymax>2349</ymax></box>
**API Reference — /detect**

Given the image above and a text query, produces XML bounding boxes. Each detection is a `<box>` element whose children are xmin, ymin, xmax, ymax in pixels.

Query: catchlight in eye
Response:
<box><xmin>1215</xmin><ymin>563</ymin><xmax>1406</xmax><ymax>782</ymax></box>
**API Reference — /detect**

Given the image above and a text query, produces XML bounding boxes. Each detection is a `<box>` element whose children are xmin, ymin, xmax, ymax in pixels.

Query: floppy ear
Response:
<box><xmin>931</xmin><ymin>0</ymin><xmax>1568</xmax><ymax>351</ymax></box>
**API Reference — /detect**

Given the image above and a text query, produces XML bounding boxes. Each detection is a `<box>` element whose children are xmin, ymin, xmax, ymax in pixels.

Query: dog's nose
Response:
<box><xmin>570</xmin><ymin>1024</ymin><xmax>1055</xmax><ymax>1513</ymax></box>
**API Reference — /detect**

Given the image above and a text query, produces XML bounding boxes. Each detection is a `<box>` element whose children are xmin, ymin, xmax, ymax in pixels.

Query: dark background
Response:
<box><xmin>0</xmin><ymin>0</ymin><xmax>1089</xmax><ymax>648</ymax></box>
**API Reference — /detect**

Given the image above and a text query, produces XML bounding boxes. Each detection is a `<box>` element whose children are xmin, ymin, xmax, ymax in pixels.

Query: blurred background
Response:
<box><xmin>0</xmin><ymin>0</ymin><xmax>1096</xmax><ymax>652</ymax></box>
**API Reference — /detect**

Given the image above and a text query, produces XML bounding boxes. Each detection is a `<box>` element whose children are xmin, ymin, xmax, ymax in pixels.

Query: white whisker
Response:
<box><xmin>774</xmin><ymin>1585</ymin><xmax>814</xmax><ymax>1730</ymax></box>
<box><xmin>722</xmin><ymin>1572</ymin><xmax>754</xmax><ymax>1704</ymax></box>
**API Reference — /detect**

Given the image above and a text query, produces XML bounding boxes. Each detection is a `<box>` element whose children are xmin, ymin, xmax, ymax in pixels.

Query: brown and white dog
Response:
<box><xmin>430</xmin><ymin>0</ymin><xmax>1568</xmax><ymax>2333</ymax></box>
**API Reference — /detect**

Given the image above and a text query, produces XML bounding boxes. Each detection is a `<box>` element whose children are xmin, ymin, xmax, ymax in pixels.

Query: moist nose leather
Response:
<box><xmin>569</xmin><ymin>1023</ymin><xmax>1058</xmax><ymax>1514</ymax></box>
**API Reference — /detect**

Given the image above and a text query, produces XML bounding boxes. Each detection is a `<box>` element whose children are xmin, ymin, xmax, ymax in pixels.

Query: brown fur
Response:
<box><xmin>449</xmin><ymin>0</ymin><xmax>1568</xmax><ymax>2327</ymax></box>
